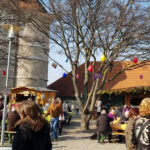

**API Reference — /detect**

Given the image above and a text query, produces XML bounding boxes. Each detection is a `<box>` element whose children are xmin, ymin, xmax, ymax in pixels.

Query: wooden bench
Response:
<box><xmin>112</xmin><ymin>132</ymin><xmax>125</xmax><ymax>136</ymax></box>
<box><xmin>0</xmin><ymin>131</ymin><xmax>16</xmax><ymax>143</ymax></box>
<box><xmin>3</xmin><ymin>131</ymin><xmax>16</xmax><ymax>134</ymax></box>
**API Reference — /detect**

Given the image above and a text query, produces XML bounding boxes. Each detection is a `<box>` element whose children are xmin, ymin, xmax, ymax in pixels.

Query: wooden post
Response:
<box><xmin>125</xmin><ymin>94</ymin><xmax>131</xmax><ymax>106</ymax></box>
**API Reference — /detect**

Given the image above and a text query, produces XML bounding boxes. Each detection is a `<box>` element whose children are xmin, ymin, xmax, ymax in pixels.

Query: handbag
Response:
<box><xmin>137</xmin><ymin>119</ymin><xmax>150</xmax><ymax>140</ymax></box>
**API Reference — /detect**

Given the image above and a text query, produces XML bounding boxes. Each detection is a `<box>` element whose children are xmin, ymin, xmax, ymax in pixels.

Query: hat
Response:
<box><xmin>101</xmin><ymin>109</ymin><xmax>106</xmax><ymax>115</ymax></box>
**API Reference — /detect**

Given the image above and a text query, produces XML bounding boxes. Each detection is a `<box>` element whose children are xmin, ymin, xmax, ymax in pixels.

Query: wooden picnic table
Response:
<box><xmin>110</xmin><ymin>122</ymin><xmax>127</xmax><ymax>131</ymax></box>
<box><xmin>110</xmin><ymin>118</ymin><xmax>127</xmax><ymax>137</ymax></box>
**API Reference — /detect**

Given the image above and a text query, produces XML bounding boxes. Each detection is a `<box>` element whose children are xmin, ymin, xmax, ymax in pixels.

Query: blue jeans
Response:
<box><xmin>50</xmin><ymin>117</ymin><xmax>59</xmax><ymax>139</ymax></box>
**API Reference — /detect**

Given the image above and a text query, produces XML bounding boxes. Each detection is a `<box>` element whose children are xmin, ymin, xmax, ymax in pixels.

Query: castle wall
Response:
<box><xmin>16</xmin><ymin>23</ymin><xmax>49</xmax><ymax>88</ymax></box>
<box><xmin>0</xmin><ymin>0</ymin><xmax>50</xmax><ymax>94</ymax></box>
<box><xmin>0</xmin><ymin>7</ymin><xmax>19</xmax><ymax>94</ymax></box>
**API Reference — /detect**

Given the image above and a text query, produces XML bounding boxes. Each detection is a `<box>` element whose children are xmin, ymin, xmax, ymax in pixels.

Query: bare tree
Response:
<box><xmin>2</xmin><ymin>0</ymin><xmax>150</xmax><ymax>129</ymax></box>
<box><xmin>34</xmin><ymin>0</ymin><xmax>150</xmax><ymax>129</ymax></box>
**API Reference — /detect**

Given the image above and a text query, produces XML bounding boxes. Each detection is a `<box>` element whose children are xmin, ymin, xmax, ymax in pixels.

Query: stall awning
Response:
<box><xmin>11</xmin><ymin>86</ymin><xmax>57</xmax><ymax>93</ymax></box>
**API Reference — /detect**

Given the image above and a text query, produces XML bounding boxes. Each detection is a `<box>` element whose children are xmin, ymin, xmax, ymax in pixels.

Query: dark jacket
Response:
<box><xmin>125</xmin><ymin>117</ymin><xmax>136</xmax><ymax>150</ymax></box>
<box><xmin>0</xmin><ymin>102</ymin><xmax>3</xmax><ymax>119</ymax></box>
<box><xmin>115</xmin><ymin>107</ymin><xmax>122</xmax><ymax>118</ymax></box>
<box><xmin>7</xmin><ymin>111</ymin><xmax>20</xmax><ymax>131</ymax></box>
<box><xmin>132</xmin><ymin>117</ymin><xmax>150</xmax><ymax>150</ymax></box>
<box><xmin>12</xmin><ymin>122</ymin><xmax>52</xmax><ymax>150</ymax></box>
<box><xmin>96</xmin><ymin>114</ymin><xmax>111</xmax><ymax>135</ymax></box>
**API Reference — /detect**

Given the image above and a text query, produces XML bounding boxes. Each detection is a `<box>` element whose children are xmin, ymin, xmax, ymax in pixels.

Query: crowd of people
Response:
<box><xmin>29</xmin><ymin>97</ymin><xmax>78</xmax><ymax>141</ymax></box>
<box><xmin>7</xmin><ymin>99</ymin><xmax>52</xmax><ymax>150</ymax></box>
<box><xmin>0</xmin><ymin>95</ymin><xmax>79</xmax><ymax>144</ymax></box>
<box><xmin>0</xmin><ymin>94</ymin><xmax>150</xmax><ymax>150</ymax></box>
<box><xmin>90</xmin><ymin>101</ymin><xmax>130</xmax><ymax>142</ymax></box>
<box><xmin>91</xmin><ymin>97</ymin><xmax>150</xmax><ymax>150</ymax></box>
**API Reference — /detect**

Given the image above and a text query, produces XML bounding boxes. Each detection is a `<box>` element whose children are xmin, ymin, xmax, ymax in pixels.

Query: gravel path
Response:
<box><xmin>53</xmin><ymin>115</ymin><xmax>126</xmax><ymax>150</ymax></box>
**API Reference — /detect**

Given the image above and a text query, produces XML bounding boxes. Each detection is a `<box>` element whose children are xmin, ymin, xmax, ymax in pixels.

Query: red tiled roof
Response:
<box><xmin>48</xmin><ymin>61</ymin><xmax>150</xmax><ymax>97</ymax></box>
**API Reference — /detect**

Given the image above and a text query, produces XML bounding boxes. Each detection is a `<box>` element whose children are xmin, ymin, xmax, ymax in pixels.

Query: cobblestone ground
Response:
<box><xmin>53</xmin><ymin>115</ymin><xmax>126</xmax><ymax>150</ymax></box>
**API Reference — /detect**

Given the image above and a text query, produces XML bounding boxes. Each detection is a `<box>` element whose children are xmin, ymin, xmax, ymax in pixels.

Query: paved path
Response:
<box><xmin>53</xmin><ymin>116</ymin><xmax>126</xmax><ymax>150</ymax></box>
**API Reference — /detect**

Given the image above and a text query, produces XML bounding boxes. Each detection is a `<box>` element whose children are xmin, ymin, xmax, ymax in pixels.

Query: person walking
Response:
<box><xmin>71</xmin><ymin>103</ymin><xmax>75</xmax><ymax>115</ymax></box>
<box><xmin>132</xmin><ymin>98</ymin><xmax>150</xmax><ymax>150</ymax></box>
<box><xmin>75</xmin><ymin>103</ymin><xmax>79</xmax><ymax>115</ymax></box>
<box><xmin>96</xmin><ymin>98</ymin><xmax>102</xmax><ymax>118</ymax></box>
<box><xmin>125</xmin><ymin>108</ymin><xmax>139</xmax><ymax>150</ymax></box>
<box><xmin>45</xmin><ymin>98</ymin><xmax>63</xmax><ymax>141</ymax></box>
<box><xmin>57</xmin><ymin>98</ymin><xmax>64</xmax><ymax>135</ymax></box>
<box><xmin>8</xmin><ymin>99</ymin><xmax>52</xmax><ymax>150</ymax></box>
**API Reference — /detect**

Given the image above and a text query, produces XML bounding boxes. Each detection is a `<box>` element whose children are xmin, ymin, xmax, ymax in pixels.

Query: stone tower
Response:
<box><xmin>0</xmin><ymin>0</ymin><xmax>51</xmax><ymax>93</ymax></box>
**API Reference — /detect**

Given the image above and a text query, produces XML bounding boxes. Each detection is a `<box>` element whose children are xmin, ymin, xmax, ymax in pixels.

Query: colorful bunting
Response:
<box><xmin>62</xmin><ymin>73</ymin><xmax>67</xmax><ymax>78</ymax></box>
<box><xmin>93</xmin><ymin>72</ymin><xmax>103</xmax><ymax>80</ymax></box>
<box><xmin>133</xmin><ymin>57</ymin><xmax>138</xmax><ymax>63</ymax></box>
<box><xmin>2</xmin><ymin>70</ymin><xmax>6</xmax><ymax>76</ymax></box>
<box><xmin>65</xmin><ymin>57</ymin><xmax>68</xmax><ymax>62</ymax></box>
<box><xmin>101</xmin><ymin>54</ymin><xmax>106</xmax><ymax>62</ymax></box>
<box><xmin>52</xmin><ymin>63</ymin><xmax>57</xmax><ymax>69</ymax></box>
<box><xmin>139</xmin><ymin>74</ymin><xmax>143</xmax><ymax>79</ymax></box>
<box><xmin>76</xmin><ymin>74</ymin><xmax>79</xmax><ymax>79</ymax></box>
<box><xmin>88</xmin><ymin>65</ymin><xmax>93</xmax><ymax>72</ymax></box>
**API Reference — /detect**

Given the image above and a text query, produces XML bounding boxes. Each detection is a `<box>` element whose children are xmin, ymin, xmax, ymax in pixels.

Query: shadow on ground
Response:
<box><xmin>59</xmin><ymin>116</ymin><xmax>125</xmax><ymax>144</ymax></box>
<box><xmin>58</xmin><ymin>116</ymin><xmax>97</xmax><ymax>141</ymax></box>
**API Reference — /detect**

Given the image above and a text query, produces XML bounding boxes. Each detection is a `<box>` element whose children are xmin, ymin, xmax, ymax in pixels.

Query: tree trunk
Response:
<box><xmin>80</xmin><ymin>112</ymin><xmax>90</xmax><ymax>130</ymax></box>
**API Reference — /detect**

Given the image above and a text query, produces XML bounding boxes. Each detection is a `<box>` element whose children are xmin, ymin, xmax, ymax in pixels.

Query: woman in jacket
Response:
<box><xmin>132</xmin><ymin>98</ymin><xmax>150</xmax><ymax>150</ymax></box>
<box><xmin>125</xmin><ymin>107</ymin><xmax>139</xmax><ymax>150</ymax></box>
<box><xmin>96</xmin><ymin>109</ymin><xmax>112</xmax><ymax>143</ymax></box>
<box><xmin>108</xmin><ymin>108</ymin><xmax>116</xmax><ymax>121</ymax></box>
<box><xmin>9</xmin><ymin>99</ymin><xmax>52</xmax><ymax>150</ymax></box>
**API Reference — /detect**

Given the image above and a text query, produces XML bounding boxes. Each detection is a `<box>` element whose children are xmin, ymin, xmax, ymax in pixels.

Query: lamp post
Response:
<box><xmin>0</xmin><ymin>24</ymin><xmax>22</xmax><ymax>145</ymax></box>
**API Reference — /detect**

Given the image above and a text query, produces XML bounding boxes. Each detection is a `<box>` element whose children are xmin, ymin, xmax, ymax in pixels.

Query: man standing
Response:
<box><xmin>96</xmin><ymin>98</ymin><xmax>102</xmax><ymax>118</ymax></box>
<box><xmin>45</xmin><ymin>98</ymin><xmax>63</xmax><ymax>141</ymax></box>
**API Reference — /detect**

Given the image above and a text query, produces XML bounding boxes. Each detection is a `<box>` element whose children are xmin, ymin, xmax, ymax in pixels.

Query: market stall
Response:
<box><xmin>9</xmin><ymin>86</ymin><xmax>57</xmax><ymax>105</ymax></box>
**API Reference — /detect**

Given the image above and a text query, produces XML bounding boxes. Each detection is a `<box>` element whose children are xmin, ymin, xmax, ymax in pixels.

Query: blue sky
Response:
<box><xmin>47</xmin><ymin>53</ymin><xmax>71</xmax><ymax>85</ymax></box>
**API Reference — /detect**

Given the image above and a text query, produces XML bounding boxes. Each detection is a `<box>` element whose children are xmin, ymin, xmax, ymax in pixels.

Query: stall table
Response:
<box><xmin>110</xmin><ymin>118</ymin><xmax>127</xmax><ymax>137</ymax></box>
